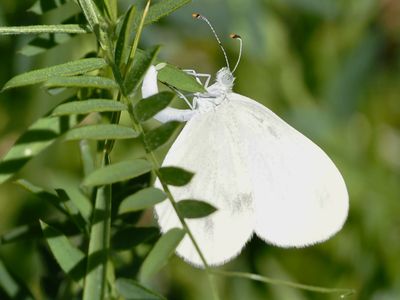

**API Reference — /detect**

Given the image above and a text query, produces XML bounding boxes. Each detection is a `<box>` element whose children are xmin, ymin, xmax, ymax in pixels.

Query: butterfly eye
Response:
<box><xmin>222</xmin><ymin>73</ymin><xmax>234</xmax><ymax>84</ymax></box>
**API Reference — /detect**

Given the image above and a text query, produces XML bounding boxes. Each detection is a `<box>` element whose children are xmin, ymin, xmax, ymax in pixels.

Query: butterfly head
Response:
<box><xmin>216</xmin><ymin>67</ymin><xmax>235</xmax><ymax>90</ymax></box>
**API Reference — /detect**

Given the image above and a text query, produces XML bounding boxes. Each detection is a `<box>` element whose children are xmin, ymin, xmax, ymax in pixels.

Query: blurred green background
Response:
<box><xmin>1</xmin><ymin>0</ymin><xmax>400</xmax><ymax>299</ymax></box>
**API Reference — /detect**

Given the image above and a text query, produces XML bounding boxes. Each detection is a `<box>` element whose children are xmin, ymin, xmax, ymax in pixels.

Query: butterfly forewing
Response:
<box><xmin>155</xmin><ymin>107</ymin><xmax>254</xmax><ymax>266</ymax></box>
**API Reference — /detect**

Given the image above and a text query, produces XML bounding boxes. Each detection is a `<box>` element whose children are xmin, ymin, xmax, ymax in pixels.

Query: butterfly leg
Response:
<box><xmin>142</xmin><ymin>66</ymin><xmax>196</xmax><ymax>123</ymax></box>
<box><xmin>183</xmin><ymin>69</ymin><xmax>211</xmax><ymax>89</ymax></box>
<box><xmin>170</xmin><ymin>87</ymin><xmax>194</xmax><ymax>110</ymax></box>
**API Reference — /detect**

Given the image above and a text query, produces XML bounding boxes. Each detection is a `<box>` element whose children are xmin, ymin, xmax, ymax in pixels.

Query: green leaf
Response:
<box><xmin>144</xmin><ymin>121</ymin><xmax>181</xmax><ymax>152</ymax></box>
<box><xmin>0</xmin><ymin>259</ymin><xmax>34</xmax><ymax>300</ymax></box>
<box><xmin>159</xmin><ymin>167</ymin><xmax>194</xmax><ymax>186</ymax></box>
<box><xmin>2</xmin><ymin>58</ymin><xmax>106</xmax><ymax>90</ymax></box>
<box><xmin>77</xmin><ymin>0</ymin><xmax>108</xmax><ymax>51</ymax></box>
<box><xmin>16</xmin><ymin>180</ymin><xmax>89</xmax><ymax>234</ymax></box>
<box><xmin>78</xmin><ymin>0</ymin><xmax>101</xmax><ymax>31</ymax></box>
<box><xmin>40</xmin><ymin>221</ymin><xmax>86</xmax><ymax>283</ymax></box>
<box><xmin>45</xmin><ymin>75</ymin><xmax>118</xmax><ymax>90</ymax></box>
<box><xmin>0</xmin><ymin>115</ymin><xmax>77</xmax><ymax>184</ymax></box>
<box><xmin>112</xmin><ymin>227</ymin><xmax>159</xmax><ymax>251</ymax></box>
<box><xmin>119</xmin><ymin>187</ymin><xmax>166</xmax><ymax>214</ymax></box>
<box><xmin>115</xmin><ymin>5</ymin><xmax>136</xmax><ymax>67</ymax></box>
<box><xmin>158</xmin><ymin>64</ymin><xmax>205</xmax><ymax>93</ymax></box>
<box><xmin>62</xmin><ymin>184</ymin><xmax>93</xmax><ymax>221</ymax></box>
<box><xmin>28</xmin><ymin>0</ymin><xmax>68</xmax><ymax>15</ymax></box>
<box><xmin>104</xmin><ymin>0</ymin><xmax>118</xmax><ymax>21</ymax></box>
<box><xmin>133</xmin><ymin>92</ymin><xmax>175</xmax><ymax>122</ymax></box>
<box><xmin>116</xmin><ymin>278</ymin><xmax>166</xmax><ymax>300</ymax></box>
<box><xmin>64</xmin><ymin>124</ymin><xmax>138</xmax><ymax>141</ymax></box>
<box><xmin>52</xmin><ymin>99</ymin><xmax>127</xmax><ymax>116</ymax></box>
<box><xmin>139</xmin><ymin>228</ymin><xmax>185</xmax><ymax>282</ymax></box>
<box><xmin>83</xmin><ymin>159</ymin><xmax>152</xmax><ymax>187</ymax></box>
<box><xmin>177</xmin><ymin>200</ymin><xmax>217</xmax><ymax>219</ymax></box>
<box><xmin>0</xmin><ymin>24</ymin><xmax>89</xmax><ymax>35</ymax></box>
<box><xmin>55</xmin><ymin>189</ymin><xmax>89</xmax><ymax>234</ymax></box>
<box><xmin>124</xmin><ymin>46</ymin><xmax>160</xmax><ymax>95</ymax></box>
<box><xmin>16</xmin><ymin>179</ymin><xmax>68</xmax><ymax>215</ymax></box>
<box><xmin>144</xmin><ymin>0</ymin><xmax>190</xmax><ymax>27</ymax></box>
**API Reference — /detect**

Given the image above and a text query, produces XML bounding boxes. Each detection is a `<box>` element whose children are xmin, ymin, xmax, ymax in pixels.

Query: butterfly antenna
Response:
<box><xmin>192</xmin><ymin>13</ymin><xmax>231</xmax><ymax>70</ymax></box>
<box><xmin>230</xmin><ymin>34</ymin><xmax>242</xmax><ymax>73</ymax></box>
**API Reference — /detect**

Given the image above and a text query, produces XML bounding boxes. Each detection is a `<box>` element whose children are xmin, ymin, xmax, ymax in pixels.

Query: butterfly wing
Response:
<box><xmin>154</xmin><ymin>107</ymin><xmax>254</xmax><ymax>267</ymax></box>
<box><xmin>229</xmin><ymin>93</ymin><xmax>349</xmax><ymax>247</ymax></box>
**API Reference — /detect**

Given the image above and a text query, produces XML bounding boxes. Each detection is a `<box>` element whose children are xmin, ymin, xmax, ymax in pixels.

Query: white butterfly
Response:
<box><xmin>141</xmin><ymin>14</ymin><xmax>349</xmax><ymax>267</ymax></box>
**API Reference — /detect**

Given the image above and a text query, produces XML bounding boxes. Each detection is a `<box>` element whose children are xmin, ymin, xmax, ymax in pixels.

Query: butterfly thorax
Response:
<box><xmin>194</xmin><ymin>67</ymin><xmax>234</xmax><ymax>112</ymax></box>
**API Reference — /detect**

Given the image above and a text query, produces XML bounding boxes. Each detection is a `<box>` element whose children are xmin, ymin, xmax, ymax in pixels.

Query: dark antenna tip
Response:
<box><xmin>192</xmin><ymin>13</ymin><xmax>201</xmax><ymax>19</ymax></box>
<box><xmin>230</xmin><ymin>33</ymin><xmax>241</xmax><ymax>39</ymax></box>
<box><xmin>230</xmin><ymin>33</ymin><xmax>243</xmax><ymax>73</ymax></box>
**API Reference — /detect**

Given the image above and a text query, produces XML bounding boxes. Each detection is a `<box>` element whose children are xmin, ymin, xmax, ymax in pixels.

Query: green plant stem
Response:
<box><xmin>0</xmin><ymin>25</ymin><xmax>89</xmax><ymax>35</ymax></box>
<box><xmin>211</xmin><ymin>270</ymin><xmax>355</xmax><ymax>297</ymax></box>
<box><xmin>83</xmin><ymin>152</ymin><xmax>112</xmax><ymax>300</ymax></box>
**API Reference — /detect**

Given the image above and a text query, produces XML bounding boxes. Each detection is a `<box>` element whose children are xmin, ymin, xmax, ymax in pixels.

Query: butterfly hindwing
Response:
<box><xmin>228</xmin><ymin>93</ymin><xmax>349</xmax><ymax>247</ymax></box>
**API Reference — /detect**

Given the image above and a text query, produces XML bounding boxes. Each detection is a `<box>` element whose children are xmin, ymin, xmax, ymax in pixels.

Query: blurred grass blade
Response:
<box><xmin>158</xmin><ymin>64</ymin><xmax>205</xmax><ymax>93</ymax></box>
<box><xmin>177</xmin><ymin>200</ymin><xmax>217</xmax><ymax>219</ymax></box>
<box><xmin>127</xmin><ymin>0</ymin><xmax>150</xmax><ymax>68</ymax></box>
<box><xmin>0</xmin><ymin>115</ymin><xmax>77</xmax><ymax>184</ymax></box>
<box><xmin>2</xmin><ymin>58</ymin><xmax>106</xmax><ymax>90</ymax></box>
<box><xmin>64</xmin><ymin>124</ymin><xmax>138</xmax><ymax>141</ymax></box>
<box><xmin>133</xmin><ymin>91</ymin><xmax>175</xmax><ymax>122</ymax></box>
<box><xmin>159</xmin><ymin>167</ymin><xmax>194</xmax><ymax>186</ymax></box>
<box><xmin>55</xmin><ymin>189</ymin><xmax>90</xmax><ymax>234</ymax></box>
<box><xmin>40</xmin><ymin>221</ymin><xmax>86</xmax><ymax>284</ymax></box>
<box><xmin>0</xmin><ymin>223</ymin><xmax>41</xmax><ymax>245</ymax></box>
<box><xmin>79</xmin><ymin>140</ymin><xmax>96</xmax><ymax>199</ymax></box>
<box><xmin>325</xmin><ymin>32</ymin><xmax>380</xmax><ymax>116</ymax></box>
<box><xmin>19</xmin><ymin>33</ymin><xmax>71</xmax><ymax>56</ymax></box>
<box><xmin>52</xmin><ymin>99</ymin><xmax>127</xmax><ymax>116</ymax></box>
<box><xmin>139</xmin><ymin>228</ymin><xmax>185</xmax><ymax>282</ymax></box>
<box><xmin>83</xmin><ymin>159</ymin><xmax>152</xmax><ymax>187</ymax></box>
<box><xmin>0</xmin><ymin>24</ymin><xmax>89</xmax><ymax>35</ymax></box>
<box><xmin>16</xmin><ymin>179</ymin><xmax>68</xmax><ymax>215</ymax></box>
<box><xmin>115</xmin><ymin>5</ymin><xmax>136</xmax><ymax>67</ymax></box>
<box><xmin>45</xmin><ymin>75</ymin><xmax>118</xmax><ymax>90</ymax></box>
<box><xmin>124</xmin><ymin>46</ymin><xmax>160</xmax><ymax>95</ymax></box>
<box><xmin>28</xmin><ymin>0</ymin><xmax>68</xmax><ymax>15</ymax></box>
<box><xmin>278</xmin><ymin>0</ymin><xmax>338</xmax><ymax>18</ymax></box>
<box><xmin>0</xmin><ymin>259</ymin><xmax>34</xmax><ymax>300</ymax></box>
<box><xmin>119</xmin><ymin>187</ymin><xmax>166</xmax><ymax>214</ymax></box>
<box><xmin>144</xmin><ymin>121</ymin><xmax>181</xmax><ymax>152</ymax></box>
<box><xmin>112</xmin><ymin>227</ymin><xmax>159</xmax><ymax>251</ymax></box>
<box><xmin>116</xmin><ymin>278</ymin><xmax>166</xmax><ymax>300</ymax></box>
<box><xmin>0</xmin><ymin>220</ymin><xmax>80</xmax><ymax>245</ymax></box>
<box><xmin>83</xmin><ymin>154</ymin><xmax>111</xmax><ymax>300</ymax></box>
